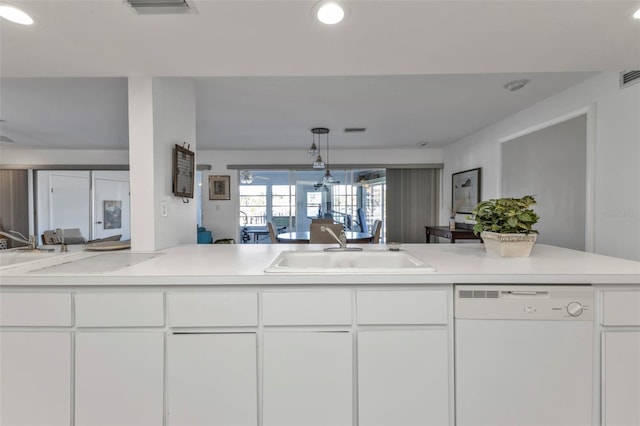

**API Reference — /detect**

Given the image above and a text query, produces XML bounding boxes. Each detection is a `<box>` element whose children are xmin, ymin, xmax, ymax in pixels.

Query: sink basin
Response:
<box><xmin>264</xmin><ymin>250</ymin><xmax>436</xmax><ymax>274</ymax></box>
<box><xmin>28</xmin><ymin>252</ymin><xmax>161</xmax><ymax>274</ymax></box>
<box><xmin>0</xmin><ymin>250</ymin><xmax>59</xmax><ymax>270</ymax></box>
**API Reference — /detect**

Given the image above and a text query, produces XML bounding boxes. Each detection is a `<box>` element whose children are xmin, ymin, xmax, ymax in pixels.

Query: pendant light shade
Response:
<box><xmin>307</xmin><ymin>137</ymin><xmax>319</xmax><ymax>157</ymax></box>
<box><xmin>313</xmin><ymin>154</ymin><xmax>325</xmax><ymax>169</ymax></box>
<box><xmin>322</xmin><ymin>168</ymin><xmax>334</xmax><ymax>183</ymax></box>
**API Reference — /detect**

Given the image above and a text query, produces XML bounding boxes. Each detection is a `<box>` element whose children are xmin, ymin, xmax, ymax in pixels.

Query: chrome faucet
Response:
<box><xmin>320</xmin><ymin>226</ymin><xmax>363</xmax><ymax>252</ymax></box>
<box><xmin>54</xmin><ymin>228</ymin><xmax>68</xmax><ymax>252</ymax></box>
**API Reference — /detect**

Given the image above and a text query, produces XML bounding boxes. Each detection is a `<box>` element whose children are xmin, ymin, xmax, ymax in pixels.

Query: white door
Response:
<box><xmin>49</xmin><ymin>171</ymin><xmax>90</xmax><ymax>238</ymax></box>
<box><xmin>263</xmin><ymin>331</ymin><xmax>352</xmax><ymax>426</ymax></box>
<box><xmin>358</xmin><ymin>329</ymin><xmax>450</xmax><ymax>426</ymax></box>
<box><xmin>296</xmin><ymin>182</ymin><xmax>323</xmax><ymax>231</ymax></box>
<box><xmin>602</xmin><ymin>331</ymin><xmax>640</xmax><ymax>426</ymax></box>
<box><xmin>75</xmin><ymin>332</ymin><xmax>164</xmax><ymax>426</ymax></box>
<box><xmin>0</xmin><ymin>332</ymin><xmax>71</xmax><ymax>426</ymax></box>
<box><xmin>167</xmin><ymin>333</ymin><xmax>258</xmax><ymax>426</ymax></box>
<box><xmin>93</xmin><ymin>172</ymin><xmax>130</xmax><ymax>240</ymax></box>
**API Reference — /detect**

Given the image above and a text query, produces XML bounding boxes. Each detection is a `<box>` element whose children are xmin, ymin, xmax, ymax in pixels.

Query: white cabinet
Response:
<box><xmin>263</xmin><ymin>331</ymin><xmax>353</xmax><ymax>426</ymax></box>
<box><xmin>602</xmin><ymin>331</ymin><xmax>640</xmax><ymax>426</ymax></box>
<box><xmin>357</xmin><ymin>289</ymin><xmax>447</xmax><ymax>325</ymax></box>
<box><xmin>600</xmin><ymin>288</ymin><xmax>640</xmax><ymax>426</ymax></box>
<box><xmin>262</xmin><ymin>290</ymin><xmax>351</xmax><ymax>325</ymax></box>
<box><xmin>0</xmin><ymin>286</ymin><xmax>453</xmax><ymax>426</ymax></box>
<box><xmin>168</xmin><ymin>291</ymin><xmax>258</xmax><ymax>326</ymax></box>
<box><xmin>0</xmin><ymin>292</ymin><xmax>72</xmax><ymax>326</ymax></box>
<box><xmin>167</xmin><ymin>333</ymin><xmax>258</xmax><ymax>426</ymax></box>
<box><xmin>75</xmin><ymin>292</ymin><xmax>164</xmax><ymax>327</ymax></box>
<box><xmin>75</xmin><ymin>332</ymin><xmax>164</xmax><ymax>426</ymax></box>
<box><xmin>0</xmin><ymin>332</ymin><xmax>71</xmax><ymax>426</ymax></box>
<box><xmin>358</xmin><ymin>329</ymin><xmax>450</xmax><ymax>426</ymax></box>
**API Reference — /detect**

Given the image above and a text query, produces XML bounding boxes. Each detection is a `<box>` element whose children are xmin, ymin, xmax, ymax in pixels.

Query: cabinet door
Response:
<box><xmin>602</xmin><ymin>331</ymin><xmax>640</xmax><ymax>426</ymax></box>
<box><xmin>167</xmin><ymin>333</ymin><xmax>258</xmax><ymax>426</ymax></box>
<box><xmin>263</xmin><ymin>331</ymin><xmax>352</xmax><ymax>426</ymax></box>
<box><xmin>0</xmin><ymin>332</ymin><xmax>71</xmax><ymax>426</ymax></box>
<box><xmin>75</xmin><ymin>332</ymin><xmax>164</xmax><ymax>426</ymax></box>
<box><xmin>358</xmin><ymin>329</ymin><xmax>450</xmax><ymax>426</ymax></box>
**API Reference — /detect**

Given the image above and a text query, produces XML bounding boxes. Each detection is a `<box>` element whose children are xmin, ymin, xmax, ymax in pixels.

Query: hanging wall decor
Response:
<box><xmin>173</xmin><ymin>142</ymin><xmax>195</xmax><ymax>200</ymax></box>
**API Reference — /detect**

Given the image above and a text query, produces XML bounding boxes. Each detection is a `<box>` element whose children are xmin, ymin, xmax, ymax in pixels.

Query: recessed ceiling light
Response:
<box><xmin>633</xmin><ymin>7</ymin><xmax>640</xmax><ymax>19</ymax></box>
<box><xmin>315</xmin><ymin>1</ymin><xmax>345</xmax><ymax>25</ymax></box>
<box><xmin>503</xmin><ymin>79</ymin><xmax>530</xmax><ymax>92</ymax></box>
<box><xmin>0</xmin><ymin>2</ymin><xmax>33</xmax><ymax>25</ymax></box>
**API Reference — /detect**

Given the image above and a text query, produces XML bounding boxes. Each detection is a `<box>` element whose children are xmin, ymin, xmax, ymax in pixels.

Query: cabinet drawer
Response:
<box><xmin>75</xmin><ymin>292</ymin><xmax>164</xmax><ymax>327</ymax></box>
<box><xmin>262</xmin><ymin>291</ymin><xmax>351</xmax><ymax>326</ymax></box>
<box><xmin>168</xmin><ymin>292</ymin><xmax>258</xmax><ymax>327</ymax></box>
<box><xmin>357</xmin><ymin>290</ymin><xmax>448</xmax><ymax>325</ymax></box>
<box><xmin>0</xmin><ymin>292</ymin><xmax>72</xmax><ymax>326</ymax></box>
<box><xmin>601</xmin><ymin>290</ymin><xmax>640</xmax><ymax>326</ymax></box>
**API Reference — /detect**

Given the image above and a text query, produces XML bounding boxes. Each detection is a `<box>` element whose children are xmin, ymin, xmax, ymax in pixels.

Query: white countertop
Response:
<box><xmin>0</xmin><ymin>243</ymin><xmax>638</xmax><ymax>286</ymax></box>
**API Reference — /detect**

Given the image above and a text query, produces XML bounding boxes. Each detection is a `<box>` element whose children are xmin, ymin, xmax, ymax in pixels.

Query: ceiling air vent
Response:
<box><xmin>344</xmin><ymin>127</ymin><xmax>366</xmax><ymax>133</ymax></box>
<box><xmin>620</xmin><ymin>70</ymin><xmax>640</xmax><ymax>89</ymax></box>
<box><xmin>125</xmin><ymin>0</ymin><xmax>196</xmax><ymax>15</ymax></box>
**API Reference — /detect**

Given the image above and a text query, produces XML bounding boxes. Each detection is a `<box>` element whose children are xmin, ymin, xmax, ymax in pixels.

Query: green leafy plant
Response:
<box><xmin>470</xmin><ymin>195</ymin><xmax>540</xmax><ymax>235</ymax></box>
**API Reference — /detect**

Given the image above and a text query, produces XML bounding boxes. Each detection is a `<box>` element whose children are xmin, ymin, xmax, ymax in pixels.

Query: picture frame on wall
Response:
<box><xmin>209</xmin><ymin>175</ymin><xmax>231</xmax><ymax>200</ymax></box>
<box><xmin>452</xmin><ymin>167</ymin><xmax>481</xmax><ymax>214</ymax></box>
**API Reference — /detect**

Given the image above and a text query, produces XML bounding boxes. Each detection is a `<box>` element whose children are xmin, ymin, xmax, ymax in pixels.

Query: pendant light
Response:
<box><xmin>307</xmin><ymin>130</ymin><xmax>319</xmax><ymax>157</ymax></box>
<box><xmin>320</xmin><ymin>128</ymin><xmax>334</xmax><ymax>183</ymax></box>
<box><xmin>311</xmin><ymin>127</ymin><xmax>328</xmax><ymax>169</ymax></box>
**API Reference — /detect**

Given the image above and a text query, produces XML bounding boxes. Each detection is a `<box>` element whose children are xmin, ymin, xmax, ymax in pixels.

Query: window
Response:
<box><xmin>272</xmin><ymin>185</ymin><xmax>295</xmax><ymax>218</ymax></box>
<box><xmin>306</xmin><ymin>192</ymin><xmax>322</xmax><ymax>217</ymax></box>
<box><xmin>239</xmin><ymin>185</ymin><xmax>267</xmax><ymax>226</ymax></box>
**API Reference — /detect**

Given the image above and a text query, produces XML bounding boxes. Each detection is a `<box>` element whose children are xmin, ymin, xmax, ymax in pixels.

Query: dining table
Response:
<box><xmin>276</xmin><ymin>231</ymin><xmax>374</xmax><ymax>244</ymax></box>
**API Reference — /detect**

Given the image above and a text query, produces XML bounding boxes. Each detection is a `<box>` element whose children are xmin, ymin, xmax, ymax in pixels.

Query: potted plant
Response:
<box><xmin>470</xmin><ymin>195</ymin><xmax>540</xmax><ymax>257</ymax></box>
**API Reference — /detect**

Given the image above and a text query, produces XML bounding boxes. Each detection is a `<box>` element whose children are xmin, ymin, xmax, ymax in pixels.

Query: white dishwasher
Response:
<box><xmin>455</xmin><ymin>285</ymin><xmax>594</xmax><ymax>426</ymax></box>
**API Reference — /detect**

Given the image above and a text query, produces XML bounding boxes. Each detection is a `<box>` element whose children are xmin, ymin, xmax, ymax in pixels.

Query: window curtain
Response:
<box><xmin>386</xmin><ymin>168</ymin><xmax>439</xmax><ymax>243</ymax></box>
<box><xmin>0</xmin><ymin>170</ymin><xmax>29</xmax><ymax>248</ymax></box>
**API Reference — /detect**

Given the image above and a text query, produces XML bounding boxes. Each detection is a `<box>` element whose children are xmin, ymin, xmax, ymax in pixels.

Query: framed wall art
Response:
<box><xmin>452</xmin><ymin>167</ymin><xmax>481</xmax><ymax>214</ymax></box>
<box><xmin>173</xmin><ymin>143</ymin><xmax>195</xmax><ymax>199</ymax></box>
<box><xmin>209</xmin><ymin>175</ymin><xmax>230</xmax><ymax>200</ymax></box>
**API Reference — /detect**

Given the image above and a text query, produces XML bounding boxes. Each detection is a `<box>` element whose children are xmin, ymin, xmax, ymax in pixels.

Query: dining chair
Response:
<box><xmin>267</xmin><ymin>222</ymin><xmax>279</xmax><ymax>244</ymax></box>
<box><xmin>371</xmin><ymin>220</ymin><xmax>382</xmax><ymax>244</ymax></box>
<box><xmin>356</xmin><ymin>208</ymin><xmax>367</xmax><ymax>233</ymax></box>
<box><xmin>309</xmin><ymin>223</ymin><xmax>343</xmax><ymax>244</ymax></box>
<box><xmin>311</xmin><ymin>218</ymin><xmax>333</xmax><ymax>224</ymax></box>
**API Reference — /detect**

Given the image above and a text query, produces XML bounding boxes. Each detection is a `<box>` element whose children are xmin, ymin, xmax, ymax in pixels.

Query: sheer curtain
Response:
<box><xmin>386</xmin><ymin>168</ymin><xmax>440</xmax><ymax>243</ymax></box>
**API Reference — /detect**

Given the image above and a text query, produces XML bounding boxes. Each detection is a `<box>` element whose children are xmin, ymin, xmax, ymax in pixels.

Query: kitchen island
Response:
<box><xmin>1</xmin><ymin>243</ymin><xmax>638</xmax><ymax>426</ymax></box>
<box><xmin>1</xmin><ymin>242</ymin><xmax>638</xmax><ymax>285</ymax></box>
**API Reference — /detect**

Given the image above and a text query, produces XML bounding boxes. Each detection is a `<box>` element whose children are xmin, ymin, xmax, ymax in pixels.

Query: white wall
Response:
<box><xmin>443</xmin><ymin>72</ymin><xmax>640</xmax><ymax>261</ymax></box>
<box><xmin>196</xmin><ymin>148</ymin><xmax>443</xmax><ymax>241</ymax></box>
<box><xmin>151</xmin><ymin>78</ymin><xmax>197</xmax><ymax>249</ymax></box>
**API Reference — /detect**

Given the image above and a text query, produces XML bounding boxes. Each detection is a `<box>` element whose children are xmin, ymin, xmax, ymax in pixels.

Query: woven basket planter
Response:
<box><xmin>481</xmin><ymin>231</ymin><xmax>537</xmax><ymax>257</ymax></box>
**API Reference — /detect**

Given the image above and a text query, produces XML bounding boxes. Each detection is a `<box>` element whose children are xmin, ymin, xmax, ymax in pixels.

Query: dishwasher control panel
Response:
<box><xmin>454</xmin><ymin>285</ymin><xmax>594</xmax><ymax>320</ymax></box>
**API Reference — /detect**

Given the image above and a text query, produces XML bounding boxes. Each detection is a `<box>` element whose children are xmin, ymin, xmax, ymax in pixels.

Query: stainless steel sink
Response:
<box><xmin>264</xmin><ymin>250</ymin><xmax>436</xmax><ymax>274</ymax></box>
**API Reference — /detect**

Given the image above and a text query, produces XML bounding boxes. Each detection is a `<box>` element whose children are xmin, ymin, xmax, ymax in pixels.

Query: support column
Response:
<box><xmin>128</xmin><ymin>77</ymin><xmax>197</xmax><ymax>251</ymax></box>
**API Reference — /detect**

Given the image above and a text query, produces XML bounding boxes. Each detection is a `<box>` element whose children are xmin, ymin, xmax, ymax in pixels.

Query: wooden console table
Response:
<box><xmin>424</xmin><ymin>226</ymin><xmax>483</xmax><ymax>243</ymax></box>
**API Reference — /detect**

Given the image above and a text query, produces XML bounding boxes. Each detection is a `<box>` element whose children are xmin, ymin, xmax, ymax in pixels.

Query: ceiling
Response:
<box><xmin>0</xmin><ymin>1</ymin><xmax>638</xmax><ymax>151</ymax></box>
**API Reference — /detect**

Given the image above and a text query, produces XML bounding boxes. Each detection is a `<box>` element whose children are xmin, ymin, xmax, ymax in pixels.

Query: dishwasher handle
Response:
<box><xmin>502</xmin><ymin>291</ymin><xmax>550</xmax><ymax>298</ymax></box>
